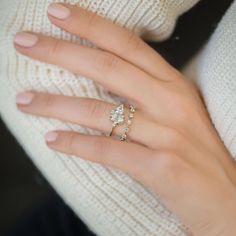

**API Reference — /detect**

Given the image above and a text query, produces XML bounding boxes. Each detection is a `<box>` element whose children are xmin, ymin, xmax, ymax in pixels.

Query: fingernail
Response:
<box><xmin>45</xmin><ymin>131</ymin><xmax>58</xmax><ymax>142</ymax></box>
<box><xmin>14</xmin><ymin>32</ymin><xmax>39</xmax><ymax>47</ymax></box>
<box><xmin>48</xmin><ymin>3</ymin><xmax>71</xmax><ymax>20</ymax></box>
<box><xmin>16</xmin><ymin>92</ymin><xmax>34</xmax><ymax>105</ymax></box>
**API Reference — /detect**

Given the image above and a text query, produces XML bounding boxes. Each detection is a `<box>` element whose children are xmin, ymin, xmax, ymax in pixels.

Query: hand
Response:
<box><xmin>14</xmin><ymin>3</ymin><xmax>236</xmax><ymax>235</ymax></box>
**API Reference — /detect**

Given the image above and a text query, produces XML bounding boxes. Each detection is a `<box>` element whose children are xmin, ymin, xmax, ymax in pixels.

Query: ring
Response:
<box><xmin>120</xmin><ymin>105</ymin><xmax>136</xmax><ymax>141</ymax></box>
<box><xmin>109</xmin><ymin>104</ymin><xmax>125</xmax><ymax>137</ymax></box>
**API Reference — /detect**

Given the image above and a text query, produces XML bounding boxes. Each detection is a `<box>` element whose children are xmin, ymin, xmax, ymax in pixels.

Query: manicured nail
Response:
<box><xmin>14</xmin><ymin>32</ymin><xmax>39</xmax><ymax>47</ymax></box>
<box><xmin>16</xmin><ymin>92</ymin><xmax>34</xmax><ymax>105</ymax></box>
<box><xmin>47</xmin><ymin>3</ymin><xmax>71</xmax><ymax>20</ymax></box>
<box><xmin>45</xmin><ymin>132</ymin><xmax>58</xmax><ymax>142</ymax></box>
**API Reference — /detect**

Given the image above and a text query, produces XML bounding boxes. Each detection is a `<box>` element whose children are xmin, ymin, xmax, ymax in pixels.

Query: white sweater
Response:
<box><xmin>0</xmin><ymin>0</ymin><xmax>236</xmax><ymax>235</ymax></box>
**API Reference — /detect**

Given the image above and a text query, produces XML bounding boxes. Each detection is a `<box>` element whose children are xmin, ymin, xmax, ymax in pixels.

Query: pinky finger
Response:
<box><xmin>45</xmin><ymin>131</ymin><xmax>153</xmax><ymax>181</ymax></box>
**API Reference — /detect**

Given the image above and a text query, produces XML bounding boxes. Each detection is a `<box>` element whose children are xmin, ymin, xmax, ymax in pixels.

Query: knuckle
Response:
<box><xmin>158</xmin><ymin>152</ymin><xmax>176</xmax><ymax>169</ymax></box>
<box><xmin>176</xmin><ymin>99</ymin><xmax>201</xmax><ymax>127</ymax></box>
<box><xmin>177</xmin><ymin>100</ymin><xmax>192</xmax><ymax>117</ymax></box>
<box><xmin>125</xmin><ymin>32</ymin><xmax>143</xmax><ymax>52</ymax></box>
<box><xmin>86</xmin><ymin>11</ymin><xmax>98</xmax><ymax>34</ymax></box>
<box><xmin>40</xmin><ymin>94</ymin><xmax>56</xmax><ymax>110</ymax></box>
<box><xmin>85</xmin><ymin>100</ymin><xmax>108</xmax><ymax>121</ymax></box>
<box><xmin>47</xmin><ymin>40</ymin><xmax>63</xmax><ymax>61</ymax></box>
<box><xmin>170</xmin><ymin>91</ymin><xmax>194</xmax><ymax>119</ymax></box>
<box><xmin>91</xmin><ymin>138</ymin><xmax>109</xmax><ymax>158</ymax></box>
<box><xmin>63</xmin><ymin>133</ymin><xmax>78</xmax><ymax>151</ymax></box>
<box><xmin>164</xmin><ymin>92</ymin><xmax>194</xmax><ymax>124</ymax></box>
<box><xmin>166</xmin><ymin>129</ymin><xmax>184</xmax><ymax>148</ymax></box>
<box><xmin>155</xmin><ymin>152</ymin><xmax>181</xmax><ymax>179</ymax></box>
<box><xmin>94</xmin><ymin>52</ymin><xmax>119</xmax><ymax>75</ymax></box>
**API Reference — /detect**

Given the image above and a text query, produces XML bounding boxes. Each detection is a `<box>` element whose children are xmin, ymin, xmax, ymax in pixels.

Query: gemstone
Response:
<box><xmin>124</xmin><ymin>127</ymin><xmax>129</xmax><ymax>132</ymax></box>
<box><xmin>110</xmin><ymin>104</ymin><xmax>125</xmax><ymax>125</ymax></box>
<box><xmin>127</xmin><ymin>120</ymin><xmax>132</xmax><ymax>125</ymax></box>
<box><xmin>130</xmin><ymin>105</ymin><xmax>135</xmax><ymax>113</ymax></box>
<box><xmin>120</xmin><ymin>134</ymin><xmax>127</xmax><ymax>141</ymax></box>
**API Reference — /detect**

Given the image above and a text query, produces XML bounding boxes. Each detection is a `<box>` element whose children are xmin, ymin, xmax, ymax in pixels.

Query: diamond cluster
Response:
<box><xmin>110</xmin><ymin>104</ymin><xmax>125</xmax><ymax>127</ymax></box>
<box><xmin>120</xmin><ymin>105</ymin><xmax>136</xmax><ymax>141</ymax></box>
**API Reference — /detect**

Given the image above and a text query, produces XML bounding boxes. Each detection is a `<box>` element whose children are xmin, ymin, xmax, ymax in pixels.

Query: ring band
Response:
<box><xmin>109</xmin><ymin>104</ymin><xmax>125</xmax><ymax>136</ymax></box>
<box><xmin>120</xmin><ymin>105</ymin><xmax>136</xmax><ymax>141</ymax></box>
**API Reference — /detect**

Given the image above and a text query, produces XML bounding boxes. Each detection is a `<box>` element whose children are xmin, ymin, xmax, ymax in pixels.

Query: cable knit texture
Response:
<box><xmin>183</xmin><ymin>1</ymin><xmax>236</xmax><ymax>159</ymax></box>
<box><xmin>0</xmin><ymin>0</ymin><xmax>235</xmax><ymax>235</ymax></box>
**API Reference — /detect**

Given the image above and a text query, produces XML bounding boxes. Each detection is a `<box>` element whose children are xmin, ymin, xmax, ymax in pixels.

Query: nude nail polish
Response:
<box><xmin>47</xmin><ymin>3</ymin><xmax>71</xmax><ymax>20</ymax></box>
<box><xmin>14</xmin><ymin>32</ymin><xmax>39</xmax><ymax>47</ymax></box>
<box><xmin>45</xmin><ymin>132</ymin><xmax>58</xmax><ymax>142</ymax></box>
<box><xmin>16</xmin><ymin>92</ymin><xmax>34</xmax><ymax>105</ymax></box>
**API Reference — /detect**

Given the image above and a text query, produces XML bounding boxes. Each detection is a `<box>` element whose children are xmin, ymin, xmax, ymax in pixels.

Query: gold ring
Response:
<box><xmin>120</xmin><ymin>105</ymin><xmax>136</xmax><ymax>141</ymax></box>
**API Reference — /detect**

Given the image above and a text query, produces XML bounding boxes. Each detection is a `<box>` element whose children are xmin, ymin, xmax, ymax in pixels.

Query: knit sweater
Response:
<box><xmin>0</xmin><ymin>0</ymin><xmax>235</xmax><ymax>235</ymax></box>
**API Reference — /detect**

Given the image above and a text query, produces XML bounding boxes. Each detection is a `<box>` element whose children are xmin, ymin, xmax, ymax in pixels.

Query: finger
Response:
<box><xmin>47</xmin><ymin>3</ymin><xmax>181</xmax><ymax>81</ymax></box>
<box><xmin>45</xmin><ymin>130</ymin><xmax>154</xmax><ymax>182</ymax></box>
<box><xmin>16</xmin><ymin>91</ymin><xmax>170</xmax><ymax>148</ymax></box>
<box><xmin>14</xmin><ymin>32</ymin><xmax>158</xmax><ymax>107</ymax></box>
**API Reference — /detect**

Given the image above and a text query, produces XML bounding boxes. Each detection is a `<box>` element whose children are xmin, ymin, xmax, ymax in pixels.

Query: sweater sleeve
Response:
<box><xmin>0</xmin><ymin>1</ymin><xmax>199</xmax><ymax>236</ymax></box>
<box><xmin>183</xmin><ymin>0</ymin><xmax>236</xmax><ymax>160</ymax></box>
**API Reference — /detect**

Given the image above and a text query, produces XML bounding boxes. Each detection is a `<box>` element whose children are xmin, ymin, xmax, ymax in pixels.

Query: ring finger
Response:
<box><xmin>16</xmin><ymin>91</ymin><xmax>172</xmax><ymax>149</ymax></box>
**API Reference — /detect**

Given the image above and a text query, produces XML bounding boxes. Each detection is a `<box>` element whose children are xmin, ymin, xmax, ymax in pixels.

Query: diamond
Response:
<box><xmin>127</xmin><ymin>120</ymin><xmax>132</xmax><ymax>125</ymax></box>
<box><xmin>110</xmin><ymin>104</ymin><xmax>125</xmax><ymax>125</ymax></box>
<box><xmin>124</xmin><ymin>127</ymin><xmax>129</xmax><ymax>132</ymax></box>
<box><xmin>130</xmin><ymin>105</ymin><xmax>135</xmax><ymax>113</ymax></box>
<box><xmin>120</xmin><ymin>134</ymin><xmax>127</xmax><ymax>141</ymax></box>
<box><xmin>129</xmin><ymin>113</ymin><xmax>134</xmax><ymax>118</ymax></box>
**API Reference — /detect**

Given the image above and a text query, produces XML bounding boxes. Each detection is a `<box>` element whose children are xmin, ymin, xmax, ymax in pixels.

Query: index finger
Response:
<box><xmin>47</xmin><ymin>3</ymin><xmax>181</xmax><ymax>81</ymax></box>
<box><xmin>14</xmin><ymin>33</ymin><xmax>157</xmax><ymax>106</ymax></box>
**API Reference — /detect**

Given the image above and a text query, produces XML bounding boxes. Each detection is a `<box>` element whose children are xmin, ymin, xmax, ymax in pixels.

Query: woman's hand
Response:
<box><xmin>14</xmin><ymin>3</ymin><xmax>236</xmax><ymax>235</ymax></box>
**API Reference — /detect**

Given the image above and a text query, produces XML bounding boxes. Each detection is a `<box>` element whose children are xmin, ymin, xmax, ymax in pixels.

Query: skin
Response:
<box><xmin>14</xmin><ymin>3</ymin><xmax>236</xmax><ymax>235</ymax></box>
